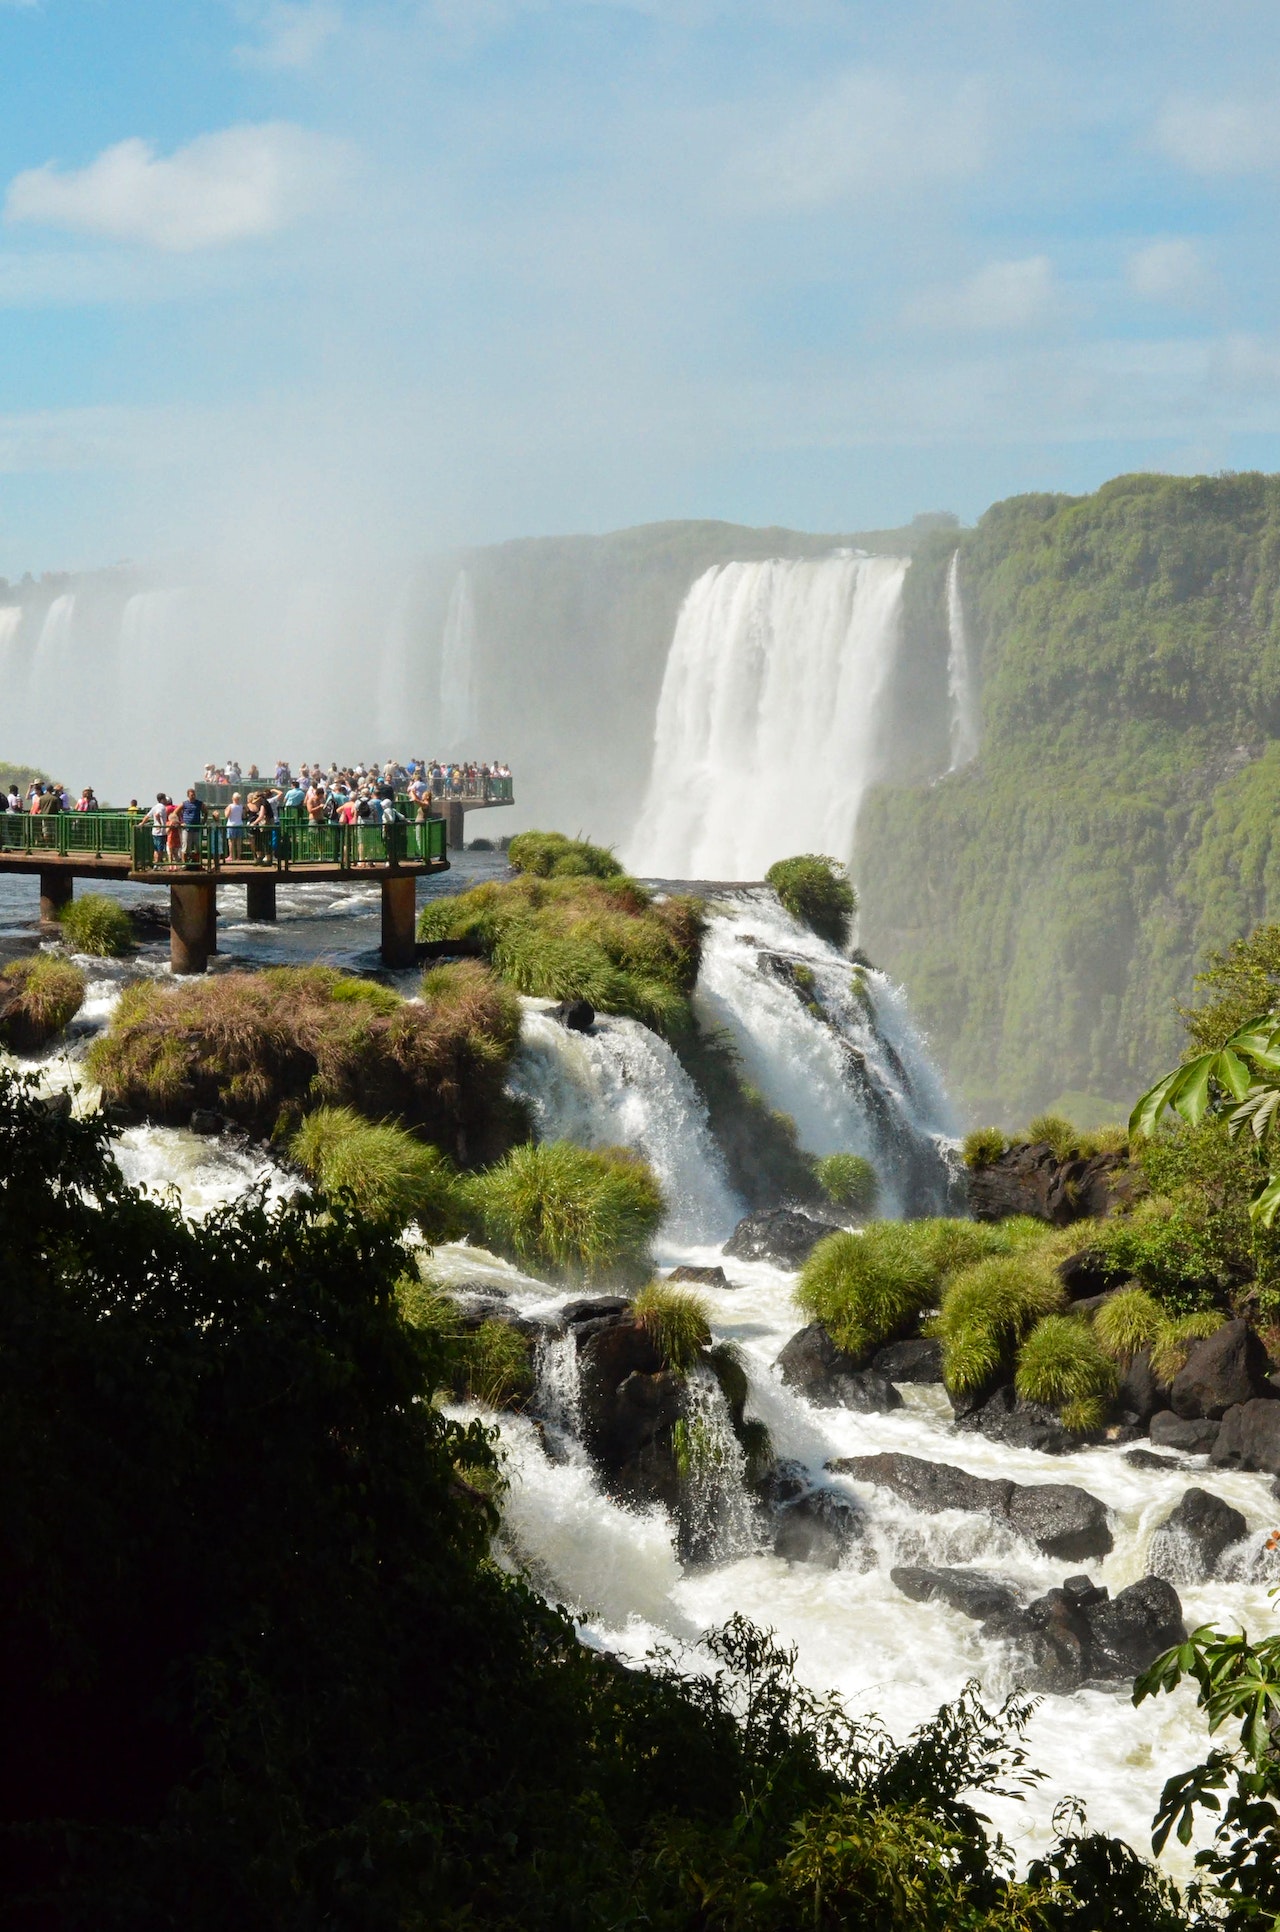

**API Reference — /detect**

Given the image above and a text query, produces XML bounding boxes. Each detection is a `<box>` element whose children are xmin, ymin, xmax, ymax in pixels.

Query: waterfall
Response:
<box><xmin>534</xmin><ymin>1328</ymin><xmax>583</xmax><ymax>1437</ymax></box>
<box><xmin>695</xmin><ymin>890</ymin><xmax>958</xmax><ymax>1217</ymax></box>
<box><xmin>509</xmin><ymin>1004</ymin><xmax>742</xmax><ymax>1245</ymax></box>
<box><xmin>439</xmin><ymin>569</ymin><xmax>477</xmax><ymax>753</ymax></box>
<box><xmin>676</xmin><ymin>1362</ymin><xmax>757</xmax><ymax>1564</ymax></box>
<box><xmin>945</xmin><ymin>551</ymin><xmax>980</xmax><ymax>771</ymax></box>
<box><xmin>625</xmin><ymin>554</ymin><xmax>908</xmax><ymax>880</ymax></box>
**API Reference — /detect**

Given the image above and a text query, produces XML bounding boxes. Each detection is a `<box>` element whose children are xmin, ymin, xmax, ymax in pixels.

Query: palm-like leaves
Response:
<box><xmin>1130</xmin><ymin>1013</ymin><xmax>1280</xmax><ymax>1225</ymax></box>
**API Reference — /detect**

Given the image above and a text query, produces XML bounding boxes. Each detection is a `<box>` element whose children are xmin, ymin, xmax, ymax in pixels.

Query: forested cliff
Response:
<box><xmin>858</xmin><ymin>472</ymin><xmax>1280</xmax><ymax>1126</ymax></box>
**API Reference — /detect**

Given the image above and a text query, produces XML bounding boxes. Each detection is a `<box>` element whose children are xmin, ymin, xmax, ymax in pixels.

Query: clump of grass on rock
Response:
<box><xmin>963</xmin><ymin>1126</ymin><xmax>1008</xmax><ymax>1169</ymax></box>
<box><xmin>0</xmin><ymin>954</ymin><xmax>86</xmax><ymax>1052</ymax></box>
<box><xmin>87</xmin><ymin>959</ymin><xmax>521</xmax><ymax>1153</ymax></box>
<box><xmin>469</xmin><ymin>1139</ymin><xmax>664</xmax><ymax>1284</ymax></box>
<box><xmin>507</xmin><ymin>830</ymin><xmax>623</xmax><ymax>880</ymax></box>
<box><xmin>1015</xmin><ymin>1313</ymin><xmax>1119</xmax><ymax>1432</ymax></box>
<box><xmin>417</xmin><ymin>867</ymin><xmax>704</xmax><ymax>1037</ymax></box>
<box><xmin>633</xmin><ymin>1281</ymin><xmax>712</xmax><ymax>1371</ymax></box>
<box><xmin>764</xmin><ymin>854</ymin><xmax>856</xmax><ymax>949</ymax></box>
<box><xmin>292</xmin><ymin>1106</ymin><xmax>468</xmax><ymax>1239</ymax></box>
<box><xmin>58</xmin><ymin>892</ymin><xmax>133</xmax><ymax>958</ymax></box>
<box><xmin>815</xmin><ymin>1151</ymin><xmax>878</xmax><ymax>1216</ymax></box>
<box><xmin>934</xmin><ymin>1251</ymin><xmax>1066</xmax><ymax>1396</ymax></box>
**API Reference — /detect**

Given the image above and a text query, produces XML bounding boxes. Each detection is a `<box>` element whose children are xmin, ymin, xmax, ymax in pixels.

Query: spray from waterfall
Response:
<box><xmin>945</xmin><ymin>551</ymin><xmax>980</xmax><ymax>771</ymax></box>
<box><xmin>439</xmin><ymin>569</ymin><xmax>477</xmax><ymax>753</ymax></box>
<box><xmin>625</xmin><ymin>555</ymin><xmax>907</xmax><ymax>880</ymax></box>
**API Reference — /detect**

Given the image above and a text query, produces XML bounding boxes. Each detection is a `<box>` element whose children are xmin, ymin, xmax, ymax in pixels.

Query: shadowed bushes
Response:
<box><xmin>86</xmin><ymin>960</ymin><xmax>522</xmax><ymax>1156</ymax></box>
<box><xmin>0</xmin><ymin>954</ymin><xmax>86</xmax><ymax>1052</ymax></box>
<box><xmin>291</xmin><ymin>1106</ymin><xmax>468</xmax><ymax>1238</ymax></box>
<box><xmin>468</xmin><ymin>1138</ymin><xmax>664</xmax><ymax>1283</ymax></box>
<box><xmin>765</xmin><ymin>854</ymin><xmax>856</xmax><ymax>949</ymax></box>
<box><xmin>508</xmin><ymin>830</ymin><xmax>624</xmax><ymax>879</ymax></box>
<box><xmin>58</xmin><ymin>893</ymin><xmax>134</xmax><ymax>958</ymax></box>
<box><xmin>417</xmin><ymin>870</ymin><xmax>704</xmax><ymax>1036</ymax></box>
<box><xmin>1015</xmin><ymin>1314</ymin><xmax>1119</xmax><ymax>1432</ymax></box>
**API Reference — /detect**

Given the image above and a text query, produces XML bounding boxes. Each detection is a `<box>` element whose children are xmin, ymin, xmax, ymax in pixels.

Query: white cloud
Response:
<box><xmin>4</xmin><ymin>123</ymin><xmax>351</xmax><ymax>251</ymax></box>
<box><xmin>905</xmin><ymin>255</ymin><xmax>1056</xmax><ymax>332</ymax></box>
<box><xmin>737</xmin><ymin>67</ymin><xmax>987</xmax><ymax>209</ymax></box>
<box><xmin>234</xmin><ymin>1</ymin><xmax>342</xmax><ymax>71</ymax></box>
<box><xmin>1153</xmin><ymin>94</ymin><xmax>1280</xmax><ymax>175</ymax></box>
<box><xmin>1127</xmin><ymin>237</ymin><xmax>1206</xmax><ymax>304</ymax></box>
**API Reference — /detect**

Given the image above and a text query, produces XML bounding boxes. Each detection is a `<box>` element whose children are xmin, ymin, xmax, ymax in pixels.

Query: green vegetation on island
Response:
<box><xmin>765</xmin><ymin>853</ymin><xmax>857</xmax><ymax>949</ymax></box>
<box><xmin>58</xmin><ymin>891</ymin><xmax>134</xmax><ymax>957</ymax></box>
<box><xmin>0</xmin><ymin>952</ymin><xmax>86</xmax><ymax>1052</ymax></box>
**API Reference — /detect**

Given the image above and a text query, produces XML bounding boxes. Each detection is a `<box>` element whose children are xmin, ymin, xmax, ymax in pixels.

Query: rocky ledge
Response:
<box><xmin>828</xmin><ymin>1451</ymin><xmax>1113</xmax><ymax>1561</ymax></box>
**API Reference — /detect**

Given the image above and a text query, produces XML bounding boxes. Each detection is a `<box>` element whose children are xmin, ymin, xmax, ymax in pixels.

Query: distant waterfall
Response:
<box><xmin>945</xmin><ymin>552</ymin><xmax>980</xmax><ymax>771</ymax></box>
<box><xmin>439</xmin><ymin>570</ymin><xmax>477</xmax><ymax>752</ymax></box>
<box><xmin>625</xmin><ymin>554</ymin><xmax>908</xmax><ymax>880</ymax></box>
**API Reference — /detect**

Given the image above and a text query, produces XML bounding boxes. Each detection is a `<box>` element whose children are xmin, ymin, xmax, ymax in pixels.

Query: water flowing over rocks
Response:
<box><xmin>982</xmin><ymin>1575</ymin><xmax>1187</xmax><ymax>1695</ymax></box>
<box><xmin>775</xmin><ymin>1323</ymin><xmax>903</xmax><ymax>1412</ymax></box>
<box><xmin>1149</xmin><ymin>1487</ymin><xmax>1249</xmax><ymax>1582</ymax></box>
<box><xmin>724</xmin><ymin>1207</ymin><xmax>835</xmax><ymax>1268</ymax></box>
<box><xmin>828</xmin><ymin>1452</ymin><xmax>1113</xmax><ymax>1560</ymax></box>
<box><xmin>763</xmin><ymin>1467</ymin><xmax>868</xmax><ymax>1569</ymax></box>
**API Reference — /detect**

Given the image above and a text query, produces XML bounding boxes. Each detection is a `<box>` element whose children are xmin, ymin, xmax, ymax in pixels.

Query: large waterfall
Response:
<box><xmin>946</xmin><ymin>550</ymin><xmax>980</xmax><ymax>771</ymax></box>
<box><xmin>625</xmin><ymin>554</ymin><xmax>908</xmax><ymax>879</ymax></box>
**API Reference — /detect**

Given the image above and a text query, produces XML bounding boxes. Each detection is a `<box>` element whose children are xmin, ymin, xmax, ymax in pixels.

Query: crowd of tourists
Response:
<box><xmin>200</xmin><ymin>757</ymin><xmax>511</xmax><ymax>799</ymax></box>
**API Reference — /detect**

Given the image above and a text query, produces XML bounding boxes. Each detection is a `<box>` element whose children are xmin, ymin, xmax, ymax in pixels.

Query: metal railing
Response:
<box><xmin>131</xmin><ymin>813</ymin><xmax>447</xmax><ymax>874</ymax></box>
<box><xmin>194</xmin><ymin>775</ymin><xmax>515</xmax><ymax>807</ymax></box>
<box><xmin>0</xmin><ymin>810</ymin><xmax>136</xmax><ymax>859</ymax></box>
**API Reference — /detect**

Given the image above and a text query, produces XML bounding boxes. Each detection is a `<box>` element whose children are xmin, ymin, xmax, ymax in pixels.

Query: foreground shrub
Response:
<box><xmin>0</xmin><ymin>953</ymin><xmax>86</xmax><ymax>1051</ymax></box>
<box><xmin>765</xmin><ymin>854</ymin><xmax>856</xmax><ymax>949</ymax></box>
<box><xmin>87</xmin><ymin>960</ymin><xmax>522</xmax><ymax>1155</ymax></box>
<box><xmin>936</xmin><ymin>1253</ymin><xmax>1066</xmax><ymax>1395</ymax></box>
<box><xmin>634</xmin><ymin>1281</ymin><xmax>712</xmax><ymax>1371</ymax></box>
<box><xmin>1015</xmin><ymin>1313</ymin><xmax>1119</xmax><ymax>1431</ymax></box>
<box><xmin>417</xmin><ymin>871</ymin><xmax>704</xmax><ymax>1037</ymax></box>
<box><xmin>291</xmin><ymin>1106</ymin><xmax>467</xmax><ymax>1238</ymax></box>
<box><xmin>470</xmin><ymin>1138</ymin><xmax>664</xmax><ymax>1282</ymax></box>
<box><xmin>816</xmin><ymin>1151</ymin><xmax>878</xmax><ymax>1215</ymax></box>
<box><xmin>508</xmin><ymin>830</ymin><xmax>623</xmax><ymax>879</ymax></box>
<box><xmin>58</xmin><ymin>892</ymin><xmax>133</xmax><ymax>957</ymax></box>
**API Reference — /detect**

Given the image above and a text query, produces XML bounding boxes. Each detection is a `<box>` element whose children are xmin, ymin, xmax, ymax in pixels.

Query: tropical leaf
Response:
<box><xmin>1250</xmin><ymin>1172</ymin><xmax>1280</xmax><ymax>1228</ymax></box>
<box><xmin>1129</xmin><ymin>1012</ymin><xmax>1279</xmax><ymax>1138</ymax></box>
<box><xmin>1229</xmin><ymin>1083</ymin><xmax>1280</xmax><ymax>1144</ymax></box>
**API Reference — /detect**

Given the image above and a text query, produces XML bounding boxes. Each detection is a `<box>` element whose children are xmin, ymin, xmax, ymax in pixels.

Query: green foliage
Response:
<box><xmin>1094</xmin><ymin>1286</ymin><xmax>1165</xmax><ymax>1364</ymax></box>
<box><xmin>1182</xmin><ymin>923</ymin><xmax>1280</xmax><ymax>1052</ymax></box>
<box><xmin>0</xmin><ymin>952</ymin><xmax>86</xmax><ymax>1051</ymax></box>
<box><xmin>507</xmin><ymin>829</ymin><xmax>624</xmax><ymax>879</ymax></box>
<box><xmin>469</xmin><ymin>1138</ymin><xmax>664</xmax><ymax>1283</ymax></box>
<box><xmin>815</xmin><ymin>1151</ymin><xmax>878</xmax><ymax>1214</ymax></box>
<box><xmin>1150</xmin><ymin>1311</ymin><xmax>1227</xmax><ymax>1385</ymax></box>
<box><xmin>291</xmin><ymin>1106</ymin><xmax>468</xmax><ymax>1238</ymax></box>
<box><xmin>57</xmin><ymin>891</ymin><xmax>134</xmax><ymax>957</ymax></box>
<box><xmin>396</xmin><ymin>1279</ymin><xmax>533</xmax><ymax>1409</ymax></box>
<box><xmin>417</xmin><ymin>870</ymin><xmax>703</xmax><ymax>1037</ymax></box>
<box><xmin>765</xmin><ymin>854</ymin><xmax>857</xmax><ymax>949</ymax></box>
<box><xmin>936</xmin><ymin>1253</ymin><xmax>1066</xmax><ymax>1395</ymax></box>
<box><xmin>1026</xmin><ymin>1112</ymin><xmax>1080</xmax><ymax>1160</ymax></box>
<box><xmin>633</xmin><ymin>1280</ymin><xmax>712</xmax><ymax>1372</ymax></box>
<box><xmin>1015</xmin><ymin>1314</ymin><xmax>1119</xmax><ymax>1432</ymax></box>
<box><xmin>87</xmin><ymin>960</ymin><xmax>522</xmax><ymax>1156</ymax></box>
<box><xmin>963</xmin><ymin>1126</ymin><xmax>1008</xmax><ymax>1168</ymax></box>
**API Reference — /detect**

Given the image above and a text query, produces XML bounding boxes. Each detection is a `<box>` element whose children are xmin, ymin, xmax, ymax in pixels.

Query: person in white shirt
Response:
<box><xmin>225</xmin><ymin>792</ymin><xmax>246</xmax><ymax>862</ymax></box>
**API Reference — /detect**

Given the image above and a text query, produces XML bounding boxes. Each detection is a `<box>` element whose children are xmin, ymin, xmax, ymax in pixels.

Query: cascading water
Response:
<box><xmin>439</xmin><ymin>568</ymin><xmax>477</xmax><ymax>753</ymax></box>
<box><xmin>946</xmin><ymin>550</ymin><xmax>980</xmax><ymax>772</ymax></box>
<box><xmin>695</xmin><ymin>889</ymin><xmax>958</xmax><ymax>1216</ymax></box>
<box><xmin>625</xmin><ymin>554</ymin><xmax>907</xmax><ymax>879</ymax></box>
<box><xmin>508</xmin><ymin>1002</ymin><xmax>742</xmax><ymax>1246</ymax></box>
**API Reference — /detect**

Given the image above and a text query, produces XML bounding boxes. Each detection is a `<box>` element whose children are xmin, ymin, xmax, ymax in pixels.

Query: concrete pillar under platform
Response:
<box><xmin>170</xmin><ymin>880</ymin><xmax>215</xmax><ymax>975</ymax></box>
<box><xmin>39</xmin><ymin>869</ymin><xmax>73</xmax><ymax>926</ymax></box>
<box><xmin>206</xmin><ymin>882</ymin><xmax>218</xmax><ymax>955</ymax></box>
<box><xmin>380</xmin><ymin>873</ymin><xmax>417</xmax><ymax>969</ymax></box>
<box><xmin>446</xmin><ymin>800</ymin><xmax>466</xmax><ymax>851</ymax></box>
<box><xmin>246</xmin><ymin>877</ymin><xmax>277</xmax><ymax>922</ymax></box>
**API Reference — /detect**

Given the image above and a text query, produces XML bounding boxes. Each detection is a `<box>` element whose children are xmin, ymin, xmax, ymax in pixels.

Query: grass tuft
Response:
<box><xmin>962</xmin><ymin>1126</ymin><xmax>1008</xmax><ymax>1169</ymax></box>
<box><xmin>291</xmin><ymin>1106</ymin><xmax>468</xmax><ymax>1238</ymax></box>
<box><xmin>1093</xmin><ymin>1286</ymin><xmax>1164</xmax><ymax>1364</ymax></box>
<box><xmin>935</xmin><ymin>1253</ymin><xmax>1066</xmax><ymax>1395</ymax></box>
<box><xmin>57</xmin><ymin>893</ymin><xmax>134</xmax><ymax>957</ymax></box>
<box><xmin>815</xmin><ymin>1152</ymin><xmax>878</xmax><ymax>1215</ymax></box>
<box><xmin>634</xmin><ymin>1281</ymin><xmax>712</xmax><ymax>1373</ymax></box>
<box><xmin>764</xmin><ymin>855</ymin><xmax>856</xmax><ymax>949</ymax></box>
<box><xmin>1014</xmin><ymin>1313</ymin><xmax>1118</xmax><ymax>1431</ymax></box>
<box><xmin>1024</xmin><ymin>1113</ymin><xmax>1079</xmax><ymax>1161</ymax></box>
<box><xmin>0</xmin><ymin>954</ymin><xmax>86</xmax><ymax>1052</ymax></box>
<box><xmin>468</xmin><ymin>1139</ymin><xmax>664</xmax><ymax>1283</ymax></box>
<box><xmin>507</xmin><ymin>831</ymin><xmax>623</xmax><ymax>879</ymax></box>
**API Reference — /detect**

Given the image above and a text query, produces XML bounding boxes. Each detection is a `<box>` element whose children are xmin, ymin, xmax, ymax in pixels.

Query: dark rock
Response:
<box><xmin>1005</xmin><ymin>1482</ymin><xmax>1113</xmax><ymax>1562</ymax></box>
<box><xmin>773</xmin><ymin>1487</ymin><xmax>866</xmax><ymax>1567</ymax></box>
<box><xmin>467</xmin><ymin>836</ymin><xmax>494</xmax><ymax>851</ymax></box>
<box><xmin>829</xmin><ymin>1450</ymin><xmax>1112</xmax><ymax>1559</ymax></box>
<box><xmin>550</xmin><ymin>998</ymin><xmax>595</xmax><ymax>1032</ymax></box>
<box><xmin>982</xmin><ymin>1589</ymin><xmax>1092</xmax><ymax>1694</ymax></box>
<box><xmin>724</xmin><ymin>1207</ymin><xmax>835</xmax><ymax>1268</ymax></box>
<box><xmin>578</xmin><ymin>1317</ymin><xmax>669</xmax><ymax>1485</ymax></box>
<box><xmin>1149</xmin><ymin>1487</ymin><xmax>1248</xmax><ymax>1582</ymax></box>
<box><xmin>956</xmin><ymin>1384</ymin><xmax>1079</xmax><ymax>1455</ymax></box>
<box><xmin>982</xmin><ymin>1574</ymin><xmax>1186</xmax><ymax>1693</ymax></box>
<box><xmin>776</xmin><ymin>1323</ymin><xmax>902</xmax><ymax>1411</ymax></box>
<box><xmin>1171</xmin><ymin>1321</ymin><xmax>1273</xmax><ymax>1421</ymax></box>
<box><xmin>871</xmin><ymin>1337</ymin><xmax>943</xmax><ymax>1383</ymax></box>
<box><xmin>969</xmin><ymin>1144</ymin><xmax>1133</xmax><ymax>1228</ymax></box>
<box><xmin>561</xmin><ymin>1296</ymin><xmax>631</xmax><ymax>1324</ymax></box>
<box><xmin>1086</xmin><ymin>1576</ymin><xmax>1187</xmax><ymax>1678</ymax></box>
<box><xmin>1124</xmin><ymin>1448</ymin><xmax>1180</xmax><ymax>1471</ymax></box>
<box><xmin>1062</xmin><ymin>1573</ymin><xmax>1108</xmax><ymax>1608</ymax></box>
<box><xmin>1210</xmin><ymin>1399</ymin><xmax>1280</xmax><ymax>1475</ymax></box>
<box><xmin>190</xmin><ymin>1108</ymin><xmax>222</xmax><ymax>1135</ymax></box>
<box><xmin>667</xmin><ymin>1264</ymin><xmax>730</xmax><ymax>1288</ymax></box>
<box><xmin>1058</xmin><ymin>1250</ymin><xmax>1126</xmax><ymax>1301</ymax></box>
<box><xmin>890</xmin><ymin>1564</ymin><xmax>1022</xmax><ymax>1620</ymax></box>
<box><xmin>1118</xmin><ymin>1350</ymin><xmax>1168</xmax><ymax>1427</ymax></box>
<box><xmin>756</xmin><ymin>1458</ymin><xmax>808</xmax><ymax>1508</ymax></box>
<box><xmin>1150</xmin><ymin>1411</ymin><xmax>1221</xmax><ymax>1454</ymax></box>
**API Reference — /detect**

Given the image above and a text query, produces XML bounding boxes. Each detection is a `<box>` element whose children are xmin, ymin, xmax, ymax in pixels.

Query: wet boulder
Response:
<box><xmin>830</xmin><ymin>1451</ymin><xmax>1112</xmax><ymax>1560</ymax></box>
<box><xmin>576</xmin><ymin>1314</ymin><xmax>681</xmax><ymax>1503</ymax></box>
<box><xmin>1004</xmin><ymin>1482</ymin><xmax>1113</xmax><ymax>1562</ymax></box>
<box><xmin>871</xmin><ymin>1337</ymin><xmax>943</xmax><ymax>1384</ymax></box>
<box><xmin>1086</xmin><ymin>1576</ymin><xmax>1187</xmax><ymax>1679</ymax></box>
<box><xmin>1150</xmin><ymin>1411</ymin><xmax>1220</xmax><ymax>1455</ymax></box>
<box><xmin>773</xmin><ymin>1486</ymin><xmax>867</xmax><ymax>1568</ymax></box>
<box><xmin>1117</xmin><ymin>1350</ymin><xmax>1168</xmax><ymax>1427</ymax></box>
<box><xmin>776</xmin><ymin>1324</ymin><xmax>902</xmax><ymax>1411</ymax></box>
<box><xmin>969</xmin><ymin>1144</ymin><xmax>1132</xmax><ymax>1228</ymax></box>
<box><xmin>667</xmin><ymin>1264</ymin><xmax>731</xmax><ymax>1288</ymax></box>
<box><xmin>1171</xmin><ymin>1321</ymin><xmax>1273</xmax><ymax>1421</ymax></box>
<box><xmin>1149</xmin><ymin>1487</ymin><xmax>1248</xmax><ymax>1583</ymax></box>
<box><xmin>1124</xmin><ymin>1447</ymin><xmax>1180</xmax><ymax>1472</ymax></box>
<box><xmin>829</xmin><ymin>1451</ymin><xmax>1015</xmax><ymax>1519</ymax></box>
<box><xmin>561</xmin><ymin>1296</ymin><xmax>631</xmax><ymax>1325</ymax></box>
<box><xmin>981</xmin><ymin>1574</ymin><xmax>1186</xmax><ymax>1693</ymax></box>
<box><xmin>955</xmin><ymin>1384</ymin><xmax>1079</xmax><ymax>1455</ymax></box>
<box><xmin>550</xmin><ymin>998</ymin><xmax>595</xmax><ymax>1031</ymax></box>
<box><xmin>724</xmin><ymin>1207</ymin><xmax>835</xmax><ymax>1269</ymax></box>
<box><xmin>1210</xmin><ymin>1398</ymin><xmax>1280</xmax><ymax>1475</ymax></box>
<box><xmin>890</xmin><ymin>1565</ymin><xmax>1022</xmax><ymax>1620</ymax></box>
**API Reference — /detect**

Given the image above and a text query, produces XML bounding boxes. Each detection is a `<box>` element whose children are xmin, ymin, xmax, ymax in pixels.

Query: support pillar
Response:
<box><xmin>39</xmin><ymin>868</ymin><xmax>73</xmax><ymax>926</ymax></box>
<box><xmin>170</xmin><ymin>881</ymin><xmax>214</xmax><ymax>975</ymax></box>
<box><xmin>205</xmin><ymin>883</ymin><xmax>218</xmax><ymax>955</ymax></box>
<box><xmin>246</xmin><ymin>878</ymin><xmax>277</xmax><ymax>922</ymax></box>
<box><xmin>447</xmin><ymin>800</ymin><xmax>466</xmax><ymax>851</ymax></box>
<box><xmin>380</xmin><ymin>874</ymin><xmax>417</xmax><ymax>969</ymax></box>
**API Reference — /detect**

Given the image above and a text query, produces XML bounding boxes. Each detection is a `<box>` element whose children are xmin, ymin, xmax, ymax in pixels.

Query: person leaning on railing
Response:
<box><xmin>225</xmin><ymin>792</ymin><xmax>246</xmax><ymax>861</ymax></box>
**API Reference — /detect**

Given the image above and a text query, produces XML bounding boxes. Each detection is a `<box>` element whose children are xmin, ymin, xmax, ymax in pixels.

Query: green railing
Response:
<box><xmin>195</xmin><ymin>776</ymin><xmax>515</xmax><ymax>808</ymax></box>
<box><xmin>0</xmin><ymin>810</ymin><xmax>136</xmax><ymax>859</ymax></box>
<box><xmin>131</xmin><ymin>813</ymin><xmax>447</xmax><ymax>874</ymax></box>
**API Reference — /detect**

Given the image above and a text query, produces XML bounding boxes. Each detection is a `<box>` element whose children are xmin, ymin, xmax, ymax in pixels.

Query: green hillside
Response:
<box><xmin>857</xmin><ymin>472</ymin><xmax>1280</xmax><ymax>1125</ymax></box>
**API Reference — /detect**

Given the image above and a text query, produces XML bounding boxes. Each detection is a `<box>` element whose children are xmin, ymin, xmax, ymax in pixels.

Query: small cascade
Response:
<box><xmin>626</xmin><ymin>553</ymin><xmax>908</xmax><ymax>879</ymax></box>
<box><xmin>676</xmin><ymin>1362</ymin><xmax>758</xmax><ymax>1564</ymax></box>
<box><xmin>945</xmin><ymin>551</ymin><xmax>980</xmax><ymax>771</ymax></box>
<box><xmin>509</xmin><ymin>1004</ymin><xmax>742</xmax><ymax>1245</ymax></box>
<box><xmin>534</xmin><ymin>1327</ymin><xmax>583</xmax><ymax>1438</ymax></box>
<box><xmin>695</xmin><ymin>890</ymin><xmax>958</xmax><ymax>1215</ymax></box>
<box><xmin>439</xmin><ymin>568</ymin><xmax>477</xmax><ymax>753</ymax></box>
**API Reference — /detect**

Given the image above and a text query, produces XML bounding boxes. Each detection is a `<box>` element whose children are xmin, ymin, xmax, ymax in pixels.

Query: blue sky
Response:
<box><xmin>2</xmin><ymin>0</ymin><xmax>1280</xmax><ymax>572</ymax></box>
